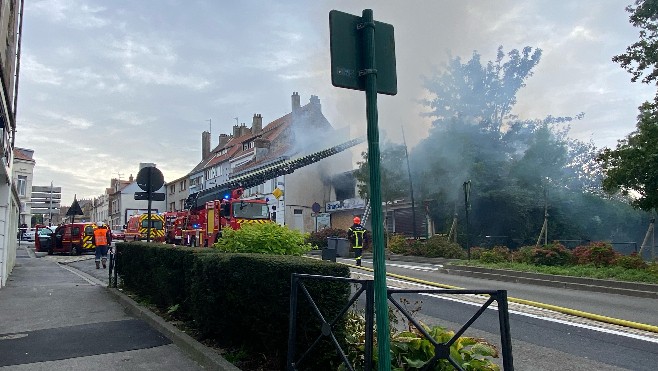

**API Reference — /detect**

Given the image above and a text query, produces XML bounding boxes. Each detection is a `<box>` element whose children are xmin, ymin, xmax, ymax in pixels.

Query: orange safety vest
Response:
<box><xmin>94</xmin><ymin>228</ymin><xmax>108</xmax><ymax>246</ymax></box>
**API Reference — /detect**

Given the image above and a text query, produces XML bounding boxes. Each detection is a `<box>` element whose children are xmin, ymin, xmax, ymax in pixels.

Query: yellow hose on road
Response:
<box><xmin>347</xmin><ymin>263</ymin><xmax>658</xmax><ymax>334</ymax></box>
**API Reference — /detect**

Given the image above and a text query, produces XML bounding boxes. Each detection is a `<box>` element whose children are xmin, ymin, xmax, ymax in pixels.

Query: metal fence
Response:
<box><xmin>287</xmin><ymin>273</ymin><xmax>514</xmax><ymax>370</ymax></box>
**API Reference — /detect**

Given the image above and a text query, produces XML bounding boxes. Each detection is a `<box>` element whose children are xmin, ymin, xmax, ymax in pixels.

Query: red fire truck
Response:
<box><xmin>166</xmin><ymin>188</ymin><xmax>270</xmax><ymax>247</ymax></box>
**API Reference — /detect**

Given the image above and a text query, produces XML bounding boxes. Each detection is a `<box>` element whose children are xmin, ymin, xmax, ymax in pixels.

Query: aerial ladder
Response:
<box><xmin>186</xmin><ymin>137</ymin><xmax>364</xmax><ymax>210</ymax></box>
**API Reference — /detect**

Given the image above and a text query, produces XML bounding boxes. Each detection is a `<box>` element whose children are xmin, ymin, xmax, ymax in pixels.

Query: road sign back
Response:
<box><xmin>136</xmin><ymin>166</ymin><xmax>164</xmax><ymax>192</ymax></box>
<box><xmin>329</xmin><ymin>10</ymin><xmax>397</xmax><ymax>95</ymax></box>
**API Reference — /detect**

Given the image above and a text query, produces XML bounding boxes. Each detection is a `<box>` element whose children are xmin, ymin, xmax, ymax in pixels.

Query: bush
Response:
<box><xmin>572</xmin><ymin>242</ymin><xmax>619</xmax><ymax>267</ymax></box>
<box><xmin>615</xmin><ymin>252</ymin><xmax>648</xmax><ymax>270</ymax></box>
<box><xmin>424</xmin><ymin>235</ymin><xmax>466</xmax><ymax>259</ymax></box>
<box><xmin>469</xmin><ymin>247</ymin><xmax>485</xmax><ymax>260</ymax></box>
<box><xmin>212</xmin><ymin>222</ymin><xmax>312</xmax><ymax>255</ymax></box>
<box><xmin>479</xmin><ymin>246</ymin><xmax>511</xmax><ymax>263</ymax></box>
<box><xmin>531</xmin><ymin>243</ymin><xmax>571</xmax><ymax>266</ymax></box>
<box><xmin>388</xmin><ymin>234</ymin><xmax>414</xmax><ymax>255</ymax></box>
<box><xmin>511</xmin><ymin>246</ymin><xmax>536</xmax><ymax>264</ymax></box>
<box><xmin>306</xmin><ymin>227</ymin><xmax>348</xmax><ymax>248</ymax></box>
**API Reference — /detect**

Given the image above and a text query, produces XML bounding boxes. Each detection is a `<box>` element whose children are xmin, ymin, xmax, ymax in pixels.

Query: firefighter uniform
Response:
<box><xmin>347</xmin><ymin>217</ymin><xmax>368</xmax><ymax>267</ymax></box>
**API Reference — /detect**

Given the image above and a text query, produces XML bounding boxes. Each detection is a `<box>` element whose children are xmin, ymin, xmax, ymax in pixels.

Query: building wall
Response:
<box><xmin>165</xmin><ymin>175</ymin><xmax>189</xmax><ymax>212</ymax></box>
<box><xmin>12</xmin><ymin>152</ymin><xmax>34</xmax><ymax>226</ymax></box>
<box><xmin>0</xmin><ymin>0</ymin><xmax>20</xmax><ymax>288</ymax></box>
<box><xmin>118</xmin><ymin>182</ymin><xmax>166</xmax><ymax>227</ymax></box>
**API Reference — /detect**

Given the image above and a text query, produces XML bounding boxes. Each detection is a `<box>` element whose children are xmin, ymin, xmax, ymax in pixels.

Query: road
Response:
<box><xmin>345</xmin><ymin>257</ymin><xmax>658</xmax><ymax>371</ymax></box>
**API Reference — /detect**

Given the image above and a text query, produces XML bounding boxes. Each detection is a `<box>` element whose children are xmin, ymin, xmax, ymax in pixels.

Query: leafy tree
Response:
<box><xmin>612</xmin><ymin>0</ymin><xmax>658</xmax><ymax>87</ymax></box>
<box><xmin>597</xmin><ymin>101</ymin><xmax>658</xmax><ymax>212</ymax></box>
<box><xmin>414</xmin><ymin>46</ymin><xmax>634</xmax><ymax>246</ymax></box>
<box><xmin>353</xmin><ymin>141</ymin><xmax>409</xmax><ymax>202</ymax></box>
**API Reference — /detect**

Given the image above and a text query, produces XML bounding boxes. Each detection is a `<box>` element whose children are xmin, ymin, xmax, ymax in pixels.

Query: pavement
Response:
<box><xmin>0</xmin><ymin>244</ymin><xmax>238</xmax><ymax>371</ymax></box>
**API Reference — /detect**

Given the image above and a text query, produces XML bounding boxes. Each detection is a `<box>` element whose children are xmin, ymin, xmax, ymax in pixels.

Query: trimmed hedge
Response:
<box><xmin>116</xmin><ymin>242</ymin><xmax>351</xmax><ymax>369</ymax></box>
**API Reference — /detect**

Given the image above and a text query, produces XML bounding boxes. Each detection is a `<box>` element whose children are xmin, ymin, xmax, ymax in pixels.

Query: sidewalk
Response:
<box><xmin>0</xmin><ymin>245</ymin><xmax>223</xmax><ymax>370</ymax></box>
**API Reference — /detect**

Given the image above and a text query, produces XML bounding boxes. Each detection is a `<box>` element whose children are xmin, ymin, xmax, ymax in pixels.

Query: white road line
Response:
<box><xmin>353</xmin><ymin>271</ymin><xmax>658</xmax><ymax>344</ymax></box>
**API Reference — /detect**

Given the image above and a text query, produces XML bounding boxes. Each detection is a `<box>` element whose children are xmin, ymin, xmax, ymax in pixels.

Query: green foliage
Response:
<box><xmin>615</xmin><ymin>252</ymin><xmax>648</xmax><ymax>270</ymax></box>
<box><xmin>305</xmin><ymin>227</ymin><xmax>348</xmax><ymax>248</ymax></box>
<box><xmin>341</xmin><ymin>308</ymin><xmax>500</xmax><ymax>371</ymax></box>
<box><xmin>613</xmin><ymin>0</ymin><xmax>658</xmax><ymax>86</ymax></box>
<box><xmin>530</xmin><ymin>243</ymin><xmax>572</xmax><ymax>266</ymax></box>
<box><xmin>597</xmin><ymin>101</ymin><xmax>658</xmax><ymax>212</ymax></box>
<box><xmin>511</xmin><ymin>246</ymin><xmax>536</xmax><ymax>264</ymax></box>
<box><xmin>455</xmin><ymin>261</ymin><xmax>658</xmax><ymax>284</ymax></box>
<box><xmin>572</xmin><ymin>242</ymin><xmax>619</xmax><ymax>267</ymax></box>
<box><xmin>388</xmin><ymin>234</ymin><xmax>409</xmax><ymax>254</ymax></box>
<box><xmin>353</xmin><ymin>141</ymin><xmax>410</xmax><ymax>200</ymax></box>
<box><xmin>116</xmin><ymin>242</ymin><xmax>351</xmax><ymax>369</ymax></box>
<box><xmin>479</xmin><ymin>246</ymin><xmax>511</xmax><ymax>263</ymax></box>
<box><xmin>424</xmin><ymin>235</ymin><xmax>466</xmax><ymax>259</ymax></box>
<box><xmin>469</xmin><ymin>247</ymin><xmax>485</xmax><ymax>260</ymax></box>
<box><xmin>212</xmin><ymin>222</ymin><xmax>311</xmax><ymax>255</ymax></box>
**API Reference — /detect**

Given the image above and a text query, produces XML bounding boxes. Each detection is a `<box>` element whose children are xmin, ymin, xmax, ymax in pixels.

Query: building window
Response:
<box><xmin>17</xmin><ymin>175</ymin><xmax>27</xmax><ymax>196</ymax></box>
<box><xmin>170</xmin><ymin>202</ymin><xmax>175</xmax><ymax>211</ymax></box>
<box><xmin>179</xmin><ymin>200</ymin><xmax>185</xmax><ymax>210</ymax></box>
<box><xmin>179</xmin><ymin>180</ymin><xmax>186</xmax><ymax>191</ymax></box>
<box><xmin>169</xmin><ymin>184</ymin><xmax>175</xmax><ymax>194</ymax></box>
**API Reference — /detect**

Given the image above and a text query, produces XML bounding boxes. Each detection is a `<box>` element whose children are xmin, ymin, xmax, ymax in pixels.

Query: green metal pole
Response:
<box><xmin>361</xmin><ymin>9</ymin><xmax>391</xmax><ymax>370</ymax></box>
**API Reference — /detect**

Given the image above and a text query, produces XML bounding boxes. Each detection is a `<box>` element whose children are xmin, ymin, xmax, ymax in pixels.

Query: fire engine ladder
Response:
<box><xmin>188</xmin><ymin>137</ymin><xmax>365</xmax><ymax>209</ymax></box>
<box><xmin>361</xmin><ymin>199</ymin><xmax>371</xmax><ymax>225</ymax></box>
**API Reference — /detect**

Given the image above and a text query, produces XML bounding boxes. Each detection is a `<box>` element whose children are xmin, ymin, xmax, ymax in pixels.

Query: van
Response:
<box><xmin>40</xmin><ymin>223</ymin><xmax>97</xmax><ymax>255</ymax></box>
<box><xmin>125</xmin><ymin>214</ymin><xmax>165</xmax><ymax>242</ymax></box>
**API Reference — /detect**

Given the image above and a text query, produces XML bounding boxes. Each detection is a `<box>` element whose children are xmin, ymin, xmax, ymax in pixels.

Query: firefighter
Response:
<box><xmin>347</xmin><ymin>216</ymin><xmax>368</xmax><ymax>267</ymax></box>
<box><xmin>93</xmin><ymin>223</ymin><xmax>109</xmax><ymax>269</ymax></box>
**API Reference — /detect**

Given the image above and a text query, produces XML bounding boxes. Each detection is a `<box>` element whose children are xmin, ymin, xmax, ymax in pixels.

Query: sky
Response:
<box><xmin>15</xmin><ymin>0</ymin><xmax>655</xmax><ymax>206</ymax></box>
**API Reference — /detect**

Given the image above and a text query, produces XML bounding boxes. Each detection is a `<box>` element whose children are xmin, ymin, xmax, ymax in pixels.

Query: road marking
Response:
<box><xmin>352</xmin><ymin>271</ymin><xmax>658</xmax><ymax>343</ymax></box>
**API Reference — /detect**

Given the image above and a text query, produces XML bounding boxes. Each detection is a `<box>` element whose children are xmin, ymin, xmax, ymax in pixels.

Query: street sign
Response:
<box><xmin>329</xmin><ymin>10</ymin><xmax>397</xmax><ymax>95</ymax></box>
<box><xmin>135</xmin><ymin>192</ymin><xmax>165</xmax><ymax>201</ymax></box>
<box><xmin>272</xmin><ymin>187</ymin><xmax>283</xmax><ymax>199</ymax></box>
<box><xmin>136</xmin><ymin>166</ymin><xmax>164</xmax><ymax>192</ymax></box>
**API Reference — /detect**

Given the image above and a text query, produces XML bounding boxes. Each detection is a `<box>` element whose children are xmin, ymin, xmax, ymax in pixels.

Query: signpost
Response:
<box><xmin>330</xmin><ymin>9</ymin><xmax>397</xmax><ymax>369</ymax></box>
<box><xmin>134</xmin><ymin>166</ymin><xmax>165</xmax><ymax>242</ymax></box>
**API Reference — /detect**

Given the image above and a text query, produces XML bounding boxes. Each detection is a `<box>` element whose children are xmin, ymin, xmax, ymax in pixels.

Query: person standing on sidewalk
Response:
<box><xmin>347</xmin><ymin>216</ymin><xmax>368</xmax><ymax>266</ymax></box>
<box><xmin>93</xmin><ymin>223</ymin><xmax>109</xmax><ymax>269</ymax></box>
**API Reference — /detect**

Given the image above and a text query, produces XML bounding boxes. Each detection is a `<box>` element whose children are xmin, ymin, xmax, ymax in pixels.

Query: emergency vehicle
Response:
<box><xmin>124</xmin><ymin>213</ymin><xmax>166</xmax><ymax>242</ymax></box>
<box><xmin>36</xmin><ymin>222</ymin><xmax>97</xmax><ymax>255</ymax></box>
<box><xmin>166</xmin><ymin>188</ymin><xmax>270</xmax><ymax>247</ymax></box>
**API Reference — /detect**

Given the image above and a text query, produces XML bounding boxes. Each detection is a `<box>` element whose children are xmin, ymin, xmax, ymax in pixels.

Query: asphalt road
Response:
<box><xmin>347</xmin><ymin>257</ymin><xmax>658</xmax><ymax>371</ymax></box>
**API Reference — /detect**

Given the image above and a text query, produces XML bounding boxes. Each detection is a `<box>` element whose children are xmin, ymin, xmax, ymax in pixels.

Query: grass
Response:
<box><xmin>451</xmin><ymin>261</ymin><xmax>658</xmax><ymax>284</ymax></box>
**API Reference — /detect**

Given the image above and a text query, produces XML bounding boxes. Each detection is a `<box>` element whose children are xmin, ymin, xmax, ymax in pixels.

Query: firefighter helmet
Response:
<box><xmin>353</xmin><ymin>216</ymin><xmax>361</xmax><ymax>224</ymax></box>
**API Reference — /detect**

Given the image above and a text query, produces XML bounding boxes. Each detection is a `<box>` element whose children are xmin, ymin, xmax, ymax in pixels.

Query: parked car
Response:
<box><xmin>21</xmin><ymin>228</ymin><xmax>36</xmax><ymax>242</ymax></box>
<box><xmin>37</xmin><ymin>222</ymin><xmax>97</xmax><ymax>255</ymax></box>
<box><xmin>111</xmin><ymin>230</ymin><xmax>125</xmax><ymax>241</ymax></box>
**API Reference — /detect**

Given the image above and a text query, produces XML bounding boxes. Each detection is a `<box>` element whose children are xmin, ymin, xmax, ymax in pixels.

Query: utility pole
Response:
<box><xmin>49</xmin><ymin>181</ymin><xmax>53</xmax><ymax>226</ymax></box>
<box><xmin>401</xmin><ymin>126</ymin><xmax>417</xmax><ymax>238</ymax></box>
<box><xmin>464</xmin><ymin>181</ymin><xmax>471</xmax><ymax>259</ymax></box>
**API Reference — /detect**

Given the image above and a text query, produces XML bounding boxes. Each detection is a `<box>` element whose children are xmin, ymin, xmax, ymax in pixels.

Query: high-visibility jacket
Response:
<box><xmin>94</xmin><ymin>228</ymin><xmax>108</xmax><ymax>246</ymax></box>
<box><xmin>348</xmin><ymin>224</ymin><xmax>368</xmax><ymax>249</ymax></box>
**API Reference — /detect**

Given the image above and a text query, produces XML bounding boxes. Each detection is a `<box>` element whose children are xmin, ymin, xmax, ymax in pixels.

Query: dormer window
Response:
<box><xmin>243</xmin><ymin>141</ymin><xmax>254</xmax><ymax>151</ymax></box>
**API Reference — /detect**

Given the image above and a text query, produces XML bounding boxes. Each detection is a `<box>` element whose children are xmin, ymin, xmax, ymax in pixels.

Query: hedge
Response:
<box><xmin>116</xmin><ymin>242</ymin><xmax>351</xmax><ymax>369</ymax></box>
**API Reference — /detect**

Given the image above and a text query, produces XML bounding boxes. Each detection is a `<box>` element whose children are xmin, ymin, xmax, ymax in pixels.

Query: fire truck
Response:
<box><xmin>170</xmin><ymin>137</ymin><xmax>364</xmax><ymax>247</ymax></box>
<box><xmin>124</xmin><ymin>213</ymin><xmax>166</xmax><ymax>242</ymax></box>
<box><xmin>167</xmin><ymin>188</ymin><xmax>269</xmax><ymax>247</ymax></box>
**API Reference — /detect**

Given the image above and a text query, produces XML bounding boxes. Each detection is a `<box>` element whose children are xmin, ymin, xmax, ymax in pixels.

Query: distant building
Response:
<box><xmin>31</xmin><ymin>183</ymin><xmax>61</xmax><ymax>226</ymax></box>
<box><xmin>110</xmin><ymin>164</ymin><xmax>166</xmax><ymax>228</ymax></box>
<box><xmin>12</xmin><ymin>148</ymin><xmax>35</xmax><ymax>226</ymax></box>
<box><xmin>165</xmin><ymin>175</ymin><xmax>189</xmax><ymax>212</ymax></box>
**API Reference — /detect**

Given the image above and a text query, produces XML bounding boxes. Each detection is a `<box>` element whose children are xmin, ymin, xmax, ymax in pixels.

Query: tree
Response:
<box><xmin>597</xmin><ymin>101</ymin><xmax>658</xmax><ymax>212</ymax></box>
<box><xmin>353</xmin><ymin>142</ymin><xmax>409</xmax><ymax>203</ymax></box>
<box><xmin>612</xmin><ymin>0</ymin><xmax>658</xmax><ymax>87</ymax></box>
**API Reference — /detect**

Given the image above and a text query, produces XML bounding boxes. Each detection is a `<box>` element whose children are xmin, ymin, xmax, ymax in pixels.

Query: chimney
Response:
<box><xmin>254</xmin><ymin>138</ymin><xmax>271</xmax><ymax>160</ymax></box>
<box><xmin>218</xmin><ymin>133</ymin><xmax>230</xmax><ymax>148</ymax></box>
<box><xmin>233</xmin><ymin>124</ymin><xmax>240</xmax><ymax>137</ymax></box>
<box><xmin>309</xmin><ymin>95</ymin><xmax>321</xmax><ymax>111</ymax></box>
<box><xmin>202</xmin><ymin>131</ymin><xmax>211</xmax><ymax>160</ymax></box>
<box><xmin>252</xmin><ymin>113</ymin><xmax>263</xmax><ymax>133</ymax></box>
<box><xmin>240</xmin><ymin>123</ymin><xmax>250</xmax><ymax>137</ymax></box>
<box><xmin>292</xmin><ymin>91</ymin><xmax>300</xmax><ymax>113</ymax></box>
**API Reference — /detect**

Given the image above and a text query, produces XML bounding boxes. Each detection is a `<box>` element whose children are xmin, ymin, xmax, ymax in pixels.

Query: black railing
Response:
<box><xmin>287</xmin><ymin>273</ymin><xmax>514</xmax><ymax>370</ymax></box>
<box><xmin>108</xmin><ymin>246</ymin><xmax>118</xmax><ymax>288</ymax></box>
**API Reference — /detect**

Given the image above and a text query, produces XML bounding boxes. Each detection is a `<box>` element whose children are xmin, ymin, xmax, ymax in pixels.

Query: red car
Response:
<box><xmin>111</xmin><ymin>230</ymin><xmax>125</xmax><ymax>241</ymax></box>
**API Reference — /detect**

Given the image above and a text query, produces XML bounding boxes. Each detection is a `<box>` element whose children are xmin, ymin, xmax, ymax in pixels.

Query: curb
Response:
<box><xmin>107</xmin><ymin>287</ymin><xmax>240</xmax><ymax>371</ymax></box>
<box><xmin>442</xmin><ymin>264</ymin><xmax>658</xmax><ymax>299</ymax></box>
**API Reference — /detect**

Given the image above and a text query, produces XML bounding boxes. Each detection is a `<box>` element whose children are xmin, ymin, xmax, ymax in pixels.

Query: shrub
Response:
<box><xmin>572</xmin><ymin>242</ymin><xmax>619</xmax><ymax>267</ymax></box>
<box><xmin>212</xmin><ymin>222</ymin><xmax>311</xmax><ymax>255</ymax></box>
<box><xmin>531</xmin><ymin>243</ymin><xmax>571</xmax><ymax>266</ymax></box>
<box><xmin>615</xmin><ymin>252</ymin><xmax>648</xmax><ymax>270</ymax></box>
<box><xmin>388</xmin><ymin>234</ymin><xmax>410</xmax><ymax>254</ymax></box>
<box><xmin>424</xmin><ymin>235</ymin><xmax>466</xmax><ymax>259</ymax></box>
<box><xmin>469</xmin><ymin>247</ymin><xmax>485</xmax><ymax>260</ymax></box>
<box><xmin>306</xmin><ymin>227</ymin><xmax>348</xmax><ymax>248</ymax></box>
<box><xmin>479</xmin><ymin>246</ymin><xmax>511</xmax><ymax>263</ymax></box>
<box><xmin>511</xmin><ymin>246</ymin><xmax>536</xmax><ymax>264</ymax></box>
